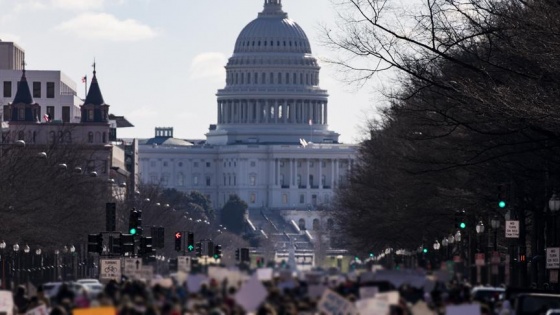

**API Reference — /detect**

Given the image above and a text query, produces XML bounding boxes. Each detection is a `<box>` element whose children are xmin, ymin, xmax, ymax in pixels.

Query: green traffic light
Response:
<box><xmin>369</xmin><ymin>253</ymin><xmax>374</xmax><ymax>257</ymax></box>
<box><xmin>498</xmin><ymin>201</ymin><xmax>506</xmax><ymax>208</ymax></box>
<box><xmin>129</xmin><ymin>228</ymin><xmax>137</xmax><ymax>235</ymax></box>
<box><xmin>188</xmin><ymin>245</ymin><xmax>194</xmax><ymax>251</ymax></box>
<box><xmin>460</xmin><ymin>222</ymin><xmax>466</xmax><ymax>229</ymax></box>
<box><xmin>423</xmin><ymin>248</ymin><xmax>428</xmax><ymax>253</ymax></box>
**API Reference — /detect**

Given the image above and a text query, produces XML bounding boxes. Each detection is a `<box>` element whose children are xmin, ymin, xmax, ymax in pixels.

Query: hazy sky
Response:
<box><xmin>0</xmin><ymin>0</ymin><xmax>385</xmax><ymax>144</ymax></box>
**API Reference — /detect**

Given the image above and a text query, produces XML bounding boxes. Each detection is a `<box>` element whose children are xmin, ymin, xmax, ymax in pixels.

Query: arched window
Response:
<box><xmin>313</xmin><ymin>218</ymin><xmax>320</xmax><ymax>231</ymax></box>
<box><xmin>321</xmin><ymin>175</ymin><xmax>326</xmax><ymax>186</ymax></box>
<box><xmin>298</xmin><ymin>218</ymin><xmax>306</xmax><ymax>230</ymax></box>
<box><xmin>17</xmin><ymin>131</ymin><xmax>24</xmax><ymax>141</ymax></box>
<box><xmin>177</xmin><ymin>173</ymin><xmax>185</xmax><ymax>186</ymax></box>
<box><xmin>102</xmin><ymin>132</ymin><xmax>107</xmax><ymax>143</ymax></box>
<box><xmin>88</xmin><ymin>132</ymin><xmax>94</xmax><ymax>143</ymax></box>
<box><xmin>327</xmin><ymin>218</ymin><xmax>334</xmax><ymax>230</ymax></box>
<box><xmin>297</xmin><ymin>174</ymin><xmax>302</xmax><ymax>186</ymax></box>
<box><xmin>309</xmin><ymin>174</ymin><xmax>314</xmax><ymax>187</ymax></box>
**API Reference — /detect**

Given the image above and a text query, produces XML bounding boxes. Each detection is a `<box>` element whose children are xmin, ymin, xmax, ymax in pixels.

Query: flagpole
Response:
<box><xmin>84</xmin><ymin>76</ymin><xmax>88</xmax><ymax>98</ymax></box>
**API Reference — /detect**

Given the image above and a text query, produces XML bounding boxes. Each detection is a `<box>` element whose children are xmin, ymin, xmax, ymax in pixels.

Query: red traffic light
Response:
<box><xmin>175</xmin><ymin>232</ymin><xmax>182</xmax><ymax>239</ymax></box>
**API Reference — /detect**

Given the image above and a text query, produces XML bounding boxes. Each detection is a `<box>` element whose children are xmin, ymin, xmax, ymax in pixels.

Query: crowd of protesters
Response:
<box><xmin>5</xmin><ymin>267</ymin><xmax>521</xmax><ymax>315</ymax></box>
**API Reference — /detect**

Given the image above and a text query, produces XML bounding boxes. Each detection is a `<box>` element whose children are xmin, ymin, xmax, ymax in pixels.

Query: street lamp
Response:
<box><xmin>549</xmin><ymin>193</ymin><xmax>560</xmax><ymax>247</ymax></box>
<box><xmin>12</xmin><ymin>244</ymin><xmax>19</xmax><ymax>288</ymax></box>
<box><xmin>0</xmin><ymin>241</ymin><xmax>5</xmax><ymax>289</ymax></box>
<box><xmin>442</xmin><ymin>238</ymin><xmax>449</xmax><ymax>260</ymax></box>
<box><xmin>491</xmin><ymin>216</ymin><xmax>500</xmax><ymax>251</ymax></box>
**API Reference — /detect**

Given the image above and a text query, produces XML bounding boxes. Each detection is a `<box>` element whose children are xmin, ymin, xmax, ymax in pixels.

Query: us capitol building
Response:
<box><xmin>139</xmin><ymin>0</ymin><xmax>357</xmax><ymax>216</ymax></box>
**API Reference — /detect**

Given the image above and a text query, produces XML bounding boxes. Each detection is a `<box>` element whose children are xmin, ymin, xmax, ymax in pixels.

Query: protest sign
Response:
<box><xmin>359</xmin><ymin>286</ymin><xmax>378</xmax><ymax>299</ymax></box>
<box><xmin>355</xmin><ymin>298</ymin><xmax>389</xmax><ymax>315</ymax></box>
<box><xmin>446</xmin><ymin>304</ymin><xmax>481</xmax><ymax>315</ymax></box>
<box><xmin>234</xmin><ymin>275</ymin><xmax>268</xmax><ymax>313</ymax></box>
<box><xmin>317</xmin><ymin>289</ymin><xmax>357</xmax><ymax>315</ymax></box>
<box><xmin>0</xmin><ymin>291</ymin><xmax>13</xmax><ymax>315</ymax></box>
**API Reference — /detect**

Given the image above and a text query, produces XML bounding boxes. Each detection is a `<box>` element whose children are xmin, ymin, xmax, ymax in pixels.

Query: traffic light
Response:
<box><xmin>423</xmin><ymin>248</ymin><xmax>428</xmax><ymax>254</ymax></box>
<box><xmin>369</xmin><ymin>252</ymin><xmax>374</xmax><ymax>258</ymax></box>
<box><xmin>129</xmin><ymin>208</ymin><xmax>139</xmax><ymax>235</ymax></box>
<box><xmin>241</xmin><ymin>248</ymin><xmax>250</xmax><ymax>262</ymax></box>
<box><xmin>235</xmin><ymin>248</ymin><xmax>240</xmax><ymax>261</ymax></box>
<box><xmin>498</xmin><ymin>184</ymin><xmax>508</xmax><ymax>208</ymax></box>
<box><xmin>454</xmin><ymin>210</ymin><xmax>467</xmax><ymax>229</ymax></box>
<box><xmin>187</xmin><ymin>232</ymin><xmax>194</xmax><ymax>252</ymax></box>
<box><xmin>174</xmin><ymin>232</ymin><xmax>182</xmax><ymax>252</ymax></box>
<box><xmin>195</xmin><ymin>242</ymin><xmax>203</xmax><ymax>257</ymax></box>
<box><xmin>139</xmin><ymin>236</ymin><xmax>154</xmax><ymax>257</ymax></box>
<box><xmin>120</xmin><ymin>234</ymin><xmax>135</xmax><ymax>254</ymax></box>
<box><xmin>213</xmin><ymin>245</ymin><xmax>222</xmax><ymax>259</ymax></box>
<box><xmin>87</xmin><ymin>233</ymin><xmax>103</xmax><ymax>254</ymax></box>
<box><xmin>157</xmin><ymin>227</ymin><xmax>165</xmax><ymax>249</ymax></box>
<box><xmin>207</xmin><ymin>241</ymin><xmax>214</xmax><ymax>258</ymax></box>
<box><xmin>106</xmin><ymin>202</ymin><xmax>116</xmax><ymax>232</ymax></box>
<box><xmin>256</xmin><ymin>257</ymin><xmax>264</xmax><ymax>267</ymax></box>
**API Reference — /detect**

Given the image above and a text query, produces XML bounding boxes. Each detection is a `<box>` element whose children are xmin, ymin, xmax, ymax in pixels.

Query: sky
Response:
<box><xmin>0</xmin><ymin>0</ymin><xmax>385</xmax><ymax>144</ymax></box>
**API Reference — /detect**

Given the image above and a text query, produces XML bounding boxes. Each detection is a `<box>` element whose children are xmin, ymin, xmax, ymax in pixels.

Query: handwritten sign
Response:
<box><xmin>317</xmin><ymin>289</ymin><xmax>357</xmax><ymax>315</ymax></box>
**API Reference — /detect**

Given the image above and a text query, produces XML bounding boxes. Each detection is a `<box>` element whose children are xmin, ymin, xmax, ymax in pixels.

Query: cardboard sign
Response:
<box><xmin>317</xmin><ymin>289</ymin><xmax>357</xmax><ymax>315</ymax></box>
<box><xmin>73</xmin><ymin>307</ymin><xmax>117</xmax><ymax>315</ymax></box>
<box><xmin>234</xmin><ymin>275</ymin><xmax>268</xmax><ymax>313</ymax></box>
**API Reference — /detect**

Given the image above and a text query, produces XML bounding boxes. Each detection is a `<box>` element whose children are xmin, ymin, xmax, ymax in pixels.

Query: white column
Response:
<box><xmin>306</xmin><ymin>159</ymin><xmax>310</xmax><ymax>188</ymax></box>
<box><xmin>290</xmin><ymin>158</ymin><xmax>294</xmax><ymax>186</ymax></box>
<box><xmin>274</xmin><ymin>100</ymin><xmax>279</xmax><ymax>123</ymax></box>
<box><xmin>319</xmin><ymin>158</ymin><xmax>323</xmax><ymax>189</ymax></box>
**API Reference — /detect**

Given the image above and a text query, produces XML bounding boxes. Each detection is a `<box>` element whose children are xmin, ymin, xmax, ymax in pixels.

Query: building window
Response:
<box><xmin>206</xmin><ymin>176</ymin><xmax>211</xmax><ymax>186</ymax></box>
<box><xmin>88</xmin><ymin>109</ymin><xmax>94</xmax><ymax>121</ymax></box>
<box><xmin>3</xmin><ymin>81</ymin><xmax>11</xmax><ymax>98</ymax></box>
<box><xmin>47</xmin><ymin>106</ymin><xmax>54</xmax><ymax>120</ymax></box>
<box><xmin>280</xmin><ymin>174</ymin><xmax>284</xmax><ymax>186</ymax></box>
<box><xmin>18</xmin><ymin>108</ymin><xmax>24</xmax><ymax>120</ymax></box>
<box><xmin>298</xmin><ymin>218</ymin><xmax>306</xmax><ymax>230</ymax></box>
<box><xmin>46</xmin><ymin>82</ymin><xmax>55</xmax><ymax>98</ymax></box>
<box><xmin>193</xmin><ymin>175</ymin><xmax>199</xmax><ymax>186</ymax></box>
<box><xmin>102</xmin><ymin>132</ymin><xmax>106</xmax><ymax>143</ymax></box>
<box><xmin>313</xmin><ymin>218</ymin><xmax>320</xmax><ymax>231</ymax></box>
<box><xmin>88</xmin><ymin>132</ymin><xmax>94</xmax><ymax>143</ymax></box>
<box><xmin>178</xmin><ymin>162</ymin><xmax>183</xmax><ymax>167</ymax></box>
<box><xmin>33</xmin><ymin>82</ymin><xmax>41</xmax><ymax>98</ymax></box>
<box><xmin>282</xmin><ymin>194</ymin><xmax>288</xmax><ymax>204</ymax></box>
<box><xmin>250</xmin><ymin>193</ymin><xmax>256</xmax><ymax>204</ymax></box>
<box><xmin>3</xmin><ymin>105</ymin><xmax>9</xmax><ymax>121</ymax></box>
<box><xmin>312</xmin><ymin>194</ymin><xmax>318</xmax><ymax>206</ymax></box>
<box><xmin>150</xmin><ymin>160</ymin><xmax>156</xmax><ymax>167</ymax></box>
<box><xmin>162</xmin><ymin>174</ymin><xmax>169</xmax><ymax>186</ymax></box>
<box><xmin>223</xmin><ymin>175</ymin><xmax>226</xmax><ymax>186</ymax></box>
<box><xmin>234</xmin><ymin>175</ymin><xmax>237</xmax><ymax>186</ymax></box>
<box><xmin>250</xmin><ymin>161</ymin><xmax>256</xmax><ymax>167</ymax></box>
<box><xmin>327</xmin><ymin>218</ymin><xmax>334</xmax><ymax>230</ymax></box>
<box><xmin>17</xmin><ymin>131</ymin><xmax>24</xmax><ymax>141</ymax></box>
<box><xmin>206</xmin><ymin>162</ymin><xmax>211</xmax><ymax>167</ymax></box>
<box><xmin>62</xmin><ymin>106</ymin><xmax>70</xmax><ymax>122</ymax></box>
<box><xmin>177</xmin><ymin>173</ymin><xmax>185</xmax><ymax>186</ymax></box>
<box><xmin>250</xmin><ymin>174</ymin><xmax>256</xmax><ymax>186</ymax></box>
<box><xmin>299</xmin><ymin>194</ymin><xmax>305</xmax><ymax>204</ymax></box>
<box><xmin>309</xmin><ymin>175</ymin><xmax>314</xmax><ymax>187</ymax></box>
<box><xmin>321</xmin><ymin>175</ymin><xmax>326</xmax><ymax>187</ymax></box>
<box><xmin>163</xmin><ymin>161</ymin><xmax>168</xmax><ymax>167</ymax></box>
<box><xmin>297</xmin><ymin>175</ymin><xmax>302</xmax><ymax>186</ymax></box>
<box><xmin>194</xmin><ymin>162</ymin><xmax>199</xmax><ymax>167</ymax></box>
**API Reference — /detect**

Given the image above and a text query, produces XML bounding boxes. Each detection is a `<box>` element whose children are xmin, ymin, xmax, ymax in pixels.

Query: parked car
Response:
<box><xmin>471</xmin><ymin>286</ymin><xmax>505</xmax><ymax>304</ymax></box>
<box><xmin>42</xmin><ymin>282</ymin><xmax>91</xmax><ymax>301</ymax></box>
<box><xmin>514</xmin><ymin>293</ymin><xmax>560</xmax><ymax>315</ymax></box>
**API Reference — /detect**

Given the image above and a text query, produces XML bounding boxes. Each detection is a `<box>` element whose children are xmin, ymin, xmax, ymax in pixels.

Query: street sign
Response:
<box><xmin>475</xmin><ymin>253</ymin><xmax>485</xmax><ymax>266</ymax></box>
<box><xmin>546</xmin><ymin>247</ymin><xmax>560</xmax><ymax>269</ymax></box>
<box><xmin>99</xmin><ymin>258</ymin><xmax>121</xmax><ymax>282</ymax></box>
<box><xmin>123</xmin><ymin>258</ymin><xmax>143</xmax><ymax>277</ymax></box>
<box><xmin>505</xmin><ymin>220</ymin><xmax>519</xmax><ymax>238</ymax></box>
<box><xmin>140</xmin><ymin>266</ymin><xmax>154</xmax><ymax>280</ymax></box>
<box><xmin>178</xmin><ymin>256</ymin><xmax>191</xmax><ymax>273</ymax></box>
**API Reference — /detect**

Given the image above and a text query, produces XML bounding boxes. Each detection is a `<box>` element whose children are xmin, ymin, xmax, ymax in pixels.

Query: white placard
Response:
<box><xmin>359</xmin><ymin>286</ymin><xmax>378</xmax><ymax>299</ymax></box>
<box><xmin>123</xmin><ymin>258</ymin><xmax>142</xmax><ymax>277</ymax></box>
<box><xmin>0</xmin><ymin>291</ymin><xmax>13</xmax><ymax>315</ymax></box>
<box><xmin>186</xmin><ymin>274</ymin><xmax>208</xmax><ymax>293</ymax></box>
<box><xmin>355</xmin><ymin>298</ymin><xmax>389</xmax><ymax>315</ymax></box>
<box><xmin>256</xmin><ymin>268</ymin><xmax>273</xmax><ymax>281</ymax></box>
<box><xmin>505</xmin><ymin>220</ymin><xmax>519</xmax><ymax>238</ymax></box>
<box><xmin>546</xmin><ymin>247</ymin><xmax>560</xmax><ymax>269</ymax></box>
<box><xmin>25</xmin><ymin>304</ymin><xmax>48</xmax><ymax>315</ymax></box>
<box><xmin>177</xmin><ymin>256</ymin><xmax>191</xmax><ymax>273</ymax></box>
<box><xmin>446</xmin><ymin>304</ymin><xmax>481</xmax><ymax>315</ymax></box>
<box><xmin>317</xmin><ymin>289</ymin><xmax>357</xmax><ymax>315</ymax></box>
<box><xmin>234</xmin><ymin>275</ymin><xmax>268</xmax><ymax>313</ymax></box>
<box><xmin>99</xmin><ymin>259</ymin><xmax>122</xmax><ymax>282</ymax></box>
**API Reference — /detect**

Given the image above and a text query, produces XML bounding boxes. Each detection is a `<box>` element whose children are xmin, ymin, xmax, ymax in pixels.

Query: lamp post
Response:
<box><xmin>548</xmin><ymin>193</ymin><xmax>560</xmax><ymax>287</ymax></box>
<box><xmin>476</xmin><ymin>221</ymin><xmax>485</xmax><ymax>284</ymax></box>
<box><xmin>442</xmin><ymin>237</ymin><xmax>449</xmax><ymax>261</ymax></box>
<box><xmin>0</xmin><ymin>241</ymin><xmax>5</xmax><ymax>289</ymax></box>
<box><xmin>54</xmin><ymin>249</ymin><xmax>60</xmax><ymax>281</ymax></box>
<box><xmin>23</xmin><ymin>245</ymin><xmax>30</xmax><ymax>286</ymax></box>
<box><xmin>12</xmin><ymin>244</ymin><xmax>19</xmax><ymax>288</ymax></box>
<box><xmin>35</xmin><ymin>249</ymin><xmax>42</xmax><ymax>285</ymax></box>
<box><xmin>490</xmin><ymin>216</ymin><xmax>501</xmax><ymax>286</ymax></box>
<box><xmin>70</xmin><ymin>245</ymin><xmax>76</xmax><ymax>280</ymax></box>
<box><xmin>491</xmin><ymin>216</ymin><xmax>500</xmax><ymax>251</ymax></box>
<box><xmin>433</xmin><ymin>240</ymin><xmax>441</xmax><ymax>269</ymax></box>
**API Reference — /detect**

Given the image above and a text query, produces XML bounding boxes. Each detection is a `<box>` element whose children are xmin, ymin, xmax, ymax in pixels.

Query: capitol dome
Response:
<box><xmin>234</xmin><ymin>0</ymin><xmax>311</xmax><ymax>54</ymax></box>
<box><xmin>206</xmin><ymin>0</ymin><xmax>340</xmax><ymax>146</ymax></box>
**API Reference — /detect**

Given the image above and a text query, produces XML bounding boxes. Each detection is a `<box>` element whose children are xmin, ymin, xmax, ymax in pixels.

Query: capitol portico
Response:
<box><xmin>138</xmin><ymin>0</ymin><xmax>357</xmax><ymax>211</ymax></box>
